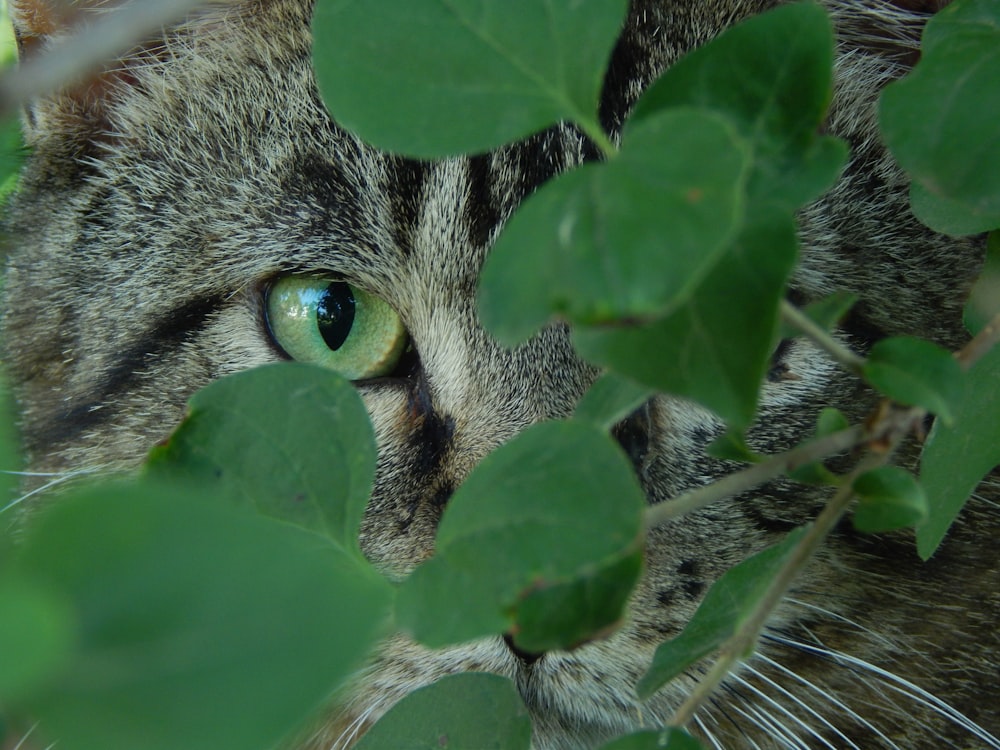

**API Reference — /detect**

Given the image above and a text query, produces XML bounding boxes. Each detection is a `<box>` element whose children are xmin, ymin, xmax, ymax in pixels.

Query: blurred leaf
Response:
<box><xmin>0</xmin><ymin>372</ymin><xmax>21</xmax><ymax>509</ymax></box>
<box><xmin>354</xmin><ymin>673</ymin><xmax>531</xmax><ymax>750</ymax></box>
<box><xmin>862</xmin><ymin>337</ymin><xmax>963</xmax><ymax>424</ymax></box>
<box><xmin>514</xmin><ymin>550</ymin><xmax>643</xmax><ymax>653</ymax></box>
<box><xmin>787</xmin><ymin>462</ymin><xmax>838</xmax><ymax>487</ymax></box>
<box><xmin>148</xmin><ymin>362</ymin><xmax>375</xmax><ymax>555</ymax></box>
<box><xmin>637</xmin><ymin>527</ymin><xmax>806</xmax><ymax>699</ymax></box>
<box><xmin>706</xmin><ymin>430</ymin><xmax>760</xmax><ymax>463</ymax></box>
<box><xmin>311</xmin><ymin>0</ymin><xmax>628</xmax><ymax>157</ymax></box>
<box><xmin>852</xmin><ymin>465</ymin><xmax>928</xmax><ymax>533</ymax></box>
<box><xmin>15</xmin><ymin>483</ymin><xmax>393</xmax><ymax>750</ymax></box>
<box><xmin>397</xmin><ymin>421</ymin><xmax>645</xmax><ymax>651</ymax></box>
<box><xmin>783</xmin><ymin>407</ymin><xmax>850</xmax><ymax>485</ymax></box>
<box><xmin>816</xmin><ymin>407</ymin><xmax>849</xmax><ymax>438</ymax></box>
<box><xmin>879</xmin><ymin>0</ymin><xmax>1000</xmax><ymax>234</ymax></box>
<box><xmin>777</xmin><ymin>292</ymin><xmax>858</xmax><ymax>340</ymax></box>
<box><xmin>0</xmin><ymin>116</ymin><xmax>26</xmax><ymax>204</ymax></box>
<box><xmin>574</xmin><ymin>372</ymin><xmax>653</xmax><ymax>431</ymax></box>
<box><xmin>918</xmin><ymin>343</ymin><xmax>1000</xmax><ymax>558</ymax></box>
<box><xmin>964</xmin><ymin>231</ymin><xmax>1000</xmax><ymax>334</ymax></box>
<box><xmin>478</xmin><ymin>108</ymin><xmax>748</xmax><ymax>344</ymax></box>
<box><xmin>0</xmin><ymin>576</ymin><xmax>74</xmax><ymax>702</ymax></box>
<box><xmin>632</xmin><ymin>1</ymin><xmax>844</xmax><ymax>210</ymax></box>
<box><xmin>574</xmin><ymin>210</ymin><xmax>797</xmax><ymax>429</ymax></box>
<box><xmin>599</xmin><ymin>729</ymin><xmax>706</xmax><ymax>750</ymax></box>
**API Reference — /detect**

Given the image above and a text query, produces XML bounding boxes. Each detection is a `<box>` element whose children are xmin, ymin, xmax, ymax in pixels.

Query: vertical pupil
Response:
<box><xmin>316</xmin><ymin>282</ymin><xmax>356</xmax><ymax>351</ymax></box>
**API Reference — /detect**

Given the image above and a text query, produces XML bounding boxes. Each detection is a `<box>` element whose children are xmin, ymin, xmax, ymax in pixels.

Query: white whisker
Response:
<box><xmin>11</xmin><ymin>723</ymin><xmax>39</xmax><ymax>750</ymax></box>
<box><xmin>1</xmin><ymin>467</ymin><xmax>100</xmax><ymax>514</ymax></box>
<box><xmin>728</xmin><ymin>670</ymin><xmax>837</xmax><ymax>749</ymax></box>
<box><xmin>692</xmin><ymin>713</ymin><xmax>724</xmax><ymax>750</ymax></box>
<box><xmin>741</xmin><ymin>661</ymin><xmax>852</xmax><ymax>749</ymax></box>
<box><xmin>784</xmin><ymin>597</ymin><xmax>897</xmax><ymax>650</ymax></box>
<box><xmin>726</xmin><ymin>700</ymin><xmax>810</xmax><ymax>750</ymax></box>
<box><xmin>707</xmin><ymin>699</ymin><xmax>767</xmax><ymax>750</ymax></box>
<box><xmin>754</xmin><ymin>649</ymin><xmax>900</xmax><ymax>750</ymax></box>
<box><xmin>769</xmin><ymin>634</ymin><xmax>1000</xmax><ymax>749</ymax></box>
<box><xmin>0</xmin><ymin>471</ymin><xmax>72</xmax><ymax>477</ymax></box>
<box><xmin>330</xmin><ymin>700</ymin><xmax>381</xmax><ymax>750</ymax></box>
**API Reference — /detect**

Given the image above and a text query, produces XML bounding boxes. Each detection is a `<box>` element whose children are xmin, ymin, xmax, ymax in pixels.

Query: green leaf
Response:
<box><xmin>816</xmin><ymin>407</ymin><xmax>849</xmax><ymax>438</ymax></box>
<box><xmin>852</xmin><ymin>465</ymin><xmax>928</xmax><ymax>534</ymax></box>
<box><xmin>879</xmin><ymin>0</ymin><xmax>1000</xmax><ymax>234</ymax></box>
<box><xmin>862</xmin><ymin>337</ymin><xmax>963</xmax><ymax>424</ymax></box>
<box><xmin>0</xmin><ymin>116</ymin><xmax>26</xmax><ymax>205</ymax></box>
<box><xmin>917</xmin><ymin>342</ymin><xmax>1000</xmax><ymax>558</ymax></box>
<box><xmin>777</xmin><ymin>292</ymin><xmax>858</xmax><ymax>340</ymax></box>
<box><xmin>311</xmin><ymin>0</ymin><xmax>628</xmax><ymax>158</ymax></box>
<box><xmin>784</xmin><ymin>407</ymin><xmax>850</xmax><ymax>485</ymax></box>
<box><xmin>354</xmin><ymin>673</ymin><xmax>531</xmax><ymax>750</ymax></box>
<box><xmin>573</xmin><ymin>210</ymin><xmax>798</xmax><ymax>429</ymax></box>
<box><xmin>706</xmin><ymin>430</ymin><xmax>760</xmax><ymax>463</ymax></box>
<box><xmin>573</xmin><ymin>372</ymin><xmax>653</xmax><ymax>431</ymax></box>
<box><xmin>15</xmin><ymin>482</ymin><xmax>393</xmax><ymax>750</ymax></box>
<box><xmin>478</xmin><ymin>108</ymin><xmax>748</xmax><ymax>344</ymax></box>
<box><xmin>631</xmin><ymin>1</ymin><xmax>844</xmax><ymax>210</ymax></box>
<box><xmin>0</xmin><ymin>577</ymin><xmax>74</xmax><ymax>702</ymax></box>
<box><xmin>147</xmin><ymin>362</ymin><xmax>376</xmax><ymax>554</ymax></box>
<box><xmin>396</xmin><ymin>421</ymin><xmax>645</xmax><ymax>650</ymax></box>
<box><xmin>599</xmin><ymin>729</ymin><xmax>706</xmax><ymax>750</ymax></box>
<box><xmin>514</xmin><ymin>550</ymin><xmax>643</xmax><ymax>653</ymax></box>
<box><xmin>0</xmin><ymin>372</ymin><xmax>22</xmax><ymax>510</ymax></box>
<box><xmin>637</xmin><ymin>527</ymin><xmax>807</xmax><ymax>700</ymax></box>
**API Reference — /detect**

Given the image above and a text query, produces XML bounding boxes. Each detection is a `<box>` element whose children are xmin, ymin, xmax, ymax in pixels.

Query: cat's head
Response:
<box><xmin>2</xmin><ymin>1</ymin><xmax>994</xmax><ymax>749</ymax></box>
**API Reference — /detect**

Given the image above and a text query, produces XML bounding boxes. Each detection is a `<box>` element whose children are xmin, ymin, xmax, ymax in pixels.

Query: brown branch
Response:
<box><xmin>955</xmin><ymin>311</ymin><xmax>1000</xmax><ymax>372</ymax></box>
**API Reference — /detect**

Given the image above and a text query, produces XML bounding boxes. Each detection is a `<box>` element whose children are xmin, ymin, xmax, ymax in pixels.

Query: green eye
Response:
<box><xmin>265</xmin><ymin>275</ymin><xmax>408</xmax><ymax>380</ymax></box>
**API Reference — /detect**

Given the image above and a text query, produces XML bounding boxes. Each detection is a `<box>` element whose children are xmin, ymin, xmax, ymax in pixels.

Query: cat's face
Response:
<box><xmin>2</xmin><ymin>1</ymin><xmax>997</xmax><ymax>749</ymax></box>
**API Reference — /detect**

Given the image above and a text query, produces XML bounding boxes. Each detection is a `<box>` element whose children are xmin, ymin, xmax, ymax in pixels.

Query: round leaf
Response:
<box><xmin>852</xmin><ymin>465</ymin><xmax>928</xmax><ymax>534</ymax></box>
<box><xmin>879</xmin><ymin>0</ymin><xmax>1000</xmax><ymax>234</ymax></box>
<box><xmin>396</xmin><ymin>420</ymin><xmax>645</xmax><ymax>650</ymax></box>
<box><xmin>573</xmin><ymin>372</ymin><xmax>653</xmax><ymax>431</ymax></box>
<box><xmin>148</xmin><ymin>362</ymin><xmax>376</xmax><ymax>554</ymax></box>
<box><xmin>354</xmin><ymin>673</ymin><xmax>531</xmax><ymax>750</ymax></box>
<box><xmin>631</xmin><ymin>1</ymin><xmax>842</xmax><ymax>210</ymax></box>
<box><xmin>0</xmin><ymin>577</ymin><xmax>74</xmax><ymax>702</ymax></box>
<box><xmin>15</xmin><ymin>483</ymin><xmax>393</xmax><ymax>750</ymax></box>
<box><xmin>311</xmin><ymin>0</ymin><xmax>628</xmax><ymax>157</ymax></box>
<box><xmin>573</xmin><ymin>210</ymin><xmax>797</xmax><ymax>429</ymax></box>
<box><xmin>478</xmin><ymin>108</ymin><xmax>749</xmax><ymax>345</ymax></box>
<box><xmin>862</xmin><ymin>337</ymin><xmax>963</xmax><ymax>424</ymax></box>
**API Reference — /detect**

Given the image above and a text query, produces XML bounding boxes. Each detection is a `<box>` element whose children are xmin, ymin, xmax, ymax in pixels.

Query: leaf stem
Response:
<box><xmin>667</xmin><ymin>463</ymin><xmax>864</xmax><ymax>728</ymax></box>
<box><xmin>642</xmin><ymin>425</ymin><xmax>863</xmax><ymax>533</ymax></box>
<box><xmin>578</xmin><ymin>116</ymin><xmax>618</xmax><ymax>160</ymax></box>
<box><xmin>780</xmin><ymin>299</ymin><xmax>865</xmax><ymax>375</ymax></box>
<box><xmin>955</xmin><ymin>310</ymin><xmax>1000</xmax><ymax>371</ymax></box>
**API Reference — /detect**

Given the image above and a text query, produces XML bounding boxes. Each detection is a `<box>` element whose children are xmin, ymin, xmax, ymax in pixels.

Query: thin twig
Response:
<box><xmin>642</xmin><ymin>424</ymin><xmax>864</xmax><ymax>532</ymax></box>
<box><xmin>955</xmin><ymin>310</ymin><xmax>1000</xmax><ymax>372</ymax></box>
<box><xmin>667</xmin><ymin>462</ymin><xmax>865</xmax><ymax>728</ymax></box>
<box><xmin>780</xmin><ymin>299</ymin><xmax>865</xmax><ymax>376</ymax></box>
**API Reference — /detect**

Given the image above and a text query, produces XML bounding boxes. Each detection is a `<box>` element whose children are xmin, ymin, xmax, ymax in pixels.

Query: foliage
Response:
<box><xmin>0</xmin><ymin>0</ymin><xmax>998</xmax><ymax>749</ymax></box>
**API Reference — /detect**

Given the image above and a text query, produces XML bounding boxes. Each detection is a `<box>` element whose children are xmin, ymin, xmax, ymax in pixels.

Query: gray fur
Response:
<box><xmin>2</xmin><ymin>1</ymin><xmax>997</xmax><ymax>748</ymax></box>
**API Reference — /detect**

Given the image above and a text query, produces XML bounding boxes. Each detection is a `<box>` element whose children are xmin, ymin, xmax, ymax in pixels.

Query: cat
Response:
<box><xmin>2</xmin><ymin>0</ymin><xmax>998</xmax><ymax>749</ymax></box>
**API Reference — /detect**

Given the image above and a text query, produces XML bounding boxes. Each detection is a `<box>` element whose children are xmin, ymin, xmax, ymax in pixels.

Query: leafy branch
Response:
<box><xmin>666</xmin><ymin>450</ymin><xmax>887</xmax><ymax>729</ymax></box>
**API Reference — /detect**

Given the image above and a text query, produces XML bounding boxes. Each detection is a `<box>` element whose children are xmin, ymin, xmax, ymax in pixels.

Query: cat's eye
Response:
<box><xmin>265</xmin><ymin>275</ymin><xmax>407</xmax><ymax>380</ymax></box>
